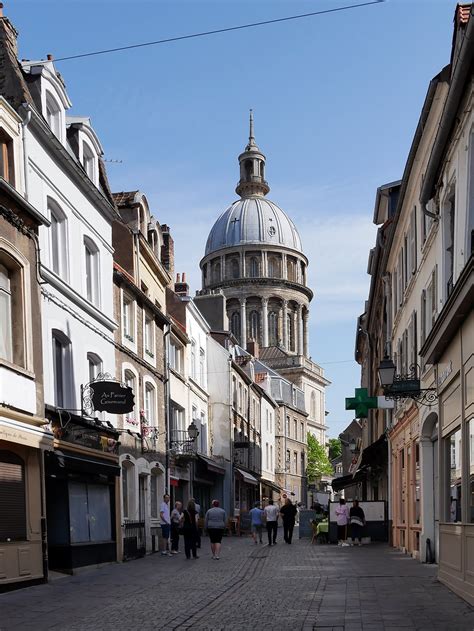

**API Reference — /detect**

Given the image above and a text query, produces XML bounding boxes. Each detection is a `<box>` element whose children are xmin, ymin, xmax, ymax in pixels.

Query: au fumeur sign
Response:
<box><xmin>91</xmin><ymin>381</ymin><xmax>134</xmax><ymax>414</ymax></box>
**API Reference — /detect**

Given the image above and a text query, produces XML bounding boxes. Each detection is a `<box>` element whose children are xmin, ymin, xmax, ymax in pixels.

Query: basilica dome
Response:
<box><xmin>204</xmin><ymin>197</ymin><xmax>303</xmax><ymax>256</ymax></box>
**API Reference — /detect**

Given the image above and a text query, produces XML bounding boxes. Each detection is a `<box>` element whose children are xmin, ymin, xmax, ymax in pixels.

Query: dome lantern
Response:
<box><xmin>236</xmin><ymin>110</ymin><xmax>270</xmax><ymax>198</ymax></box>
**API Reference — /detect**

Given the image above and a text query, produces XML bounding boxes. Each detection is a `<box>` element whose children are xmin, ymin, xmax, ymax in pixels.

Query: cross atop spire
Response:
<box><xmin>246</xmin><ymin>108</ymin><xmax>259</xmax><ymax>152</ymax></box>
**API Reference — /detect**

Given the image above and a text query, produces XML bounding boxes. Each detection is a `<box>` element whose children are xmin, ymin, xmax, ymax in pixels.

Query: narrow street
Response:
<box><xmin>1</xmin><ymin>531</ymin><xmax>473</xmax><ymax>631</ymax></box>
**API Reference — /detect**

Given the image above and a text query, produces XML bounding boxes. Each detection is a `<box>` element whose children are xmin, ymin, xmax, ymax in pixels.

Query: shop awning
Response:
<box><xmin>260</xmin><ymin>478</ymin><xmax>281</xmax><ymax>493</ymax></box>
<box><xmin>0</xmin><ymin>416</ymin><xmax>54</xmax><ymax>450</ymax></box>
<box><xmin>331</xmin><ymin>471</ymin><xmax>367</xmax><ymax>492</ymax></box>
<box><xmin>45</xmin><ymin>450</ymin><xmax>121</xmax><ymax>477</ymax></box>
<box><xmin>197</xmin><ymin>454</ymin><xmax>225</xmax><ymax>475</ymax></box>
<box><xmin>235</xmin><ymin>468</ymin><xmax>258</xmax><ymax>486</ymax></box>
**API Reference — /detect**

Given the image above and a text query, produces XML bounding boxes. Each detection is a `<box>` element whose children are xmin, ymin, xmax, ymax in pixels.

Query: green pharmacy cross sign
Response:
<box><xmin>345</xmin><ymin>388</ymin><xmax>378</xmax><ymax>419</ymax></box>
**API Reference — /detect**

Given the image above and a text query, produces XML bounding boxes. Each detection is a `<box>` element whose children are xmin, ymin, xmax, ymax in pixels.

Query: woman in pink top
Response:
<box><xmin>335</xmin><ymin>498</ymin><xmax>350</xmax><ymax>546</ymax></box>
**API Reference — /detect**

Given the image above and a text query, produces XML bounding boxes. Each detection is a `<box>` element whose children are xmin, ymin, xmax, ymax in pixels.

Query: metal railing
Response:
<box><xmin>123</xmin><ymin>520</ymin><xmax>146</xmax><ymax>560</ymax></box>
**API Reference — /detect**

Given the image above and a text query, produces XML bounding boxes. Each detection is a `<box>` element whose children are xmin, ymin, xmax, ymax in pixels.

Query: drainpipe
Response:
<box><xmin>164</xmin><ymin>324</ymin><xmax>171</xmax><ymax>494</ymax></box>
<box><xmin>228</xmin><ymin>355</ymin><xmax>234</xmax><ymax>519</ymax></box>
<box><xmin>21</xmin><ymin>103</ymin><xmax>32</xmax><ymax>201</ymax></box>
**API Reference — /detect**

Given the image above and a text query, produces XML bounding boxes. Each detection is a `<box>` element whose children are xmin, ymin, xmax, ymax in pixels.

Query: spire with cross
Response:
<box><xmin>236</xmin><ymin>109</ymin><xmax>270</xmax><ymax>198</ymax></box>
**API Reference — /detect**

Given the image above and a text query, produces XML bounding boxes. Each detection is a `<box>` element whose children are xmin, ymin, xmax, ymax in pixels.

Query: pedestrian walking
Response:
<box><xmin>249</xmin><ymin>501</ymin><xmax>264</xmax><ymax>544</ymax></box>
<box><xmin>159</xmin><ymin>494</ymin><xmax>172</xmax><ymax>556</ymax></box>
<box><xmin>204</xmin><ymin>499</ymin><xmax>227</xmax><ymax>560</ymax></box>
<box><xmin>191</xmin><ymin>498</ymin><xmax>202</xmax><ymax>549</ymax></box>
<box><xmin>170</xmin><ymin>501</ymin><xmax>183</xmax><ymax>554</ymax></box>
<box><xmin>350</xmin><ymin>500</ymin><xmax>365</xmax><ymax>546</ymax></box>
<box><xmin>335</xmin><ymin>497</ymin><xmax>350</xmax><ymax>546</ymax></box>
<box><xmin>280</xmin><ymin>498</ymin><xmax>297</xmax><ymax>544</ymax></box>
<box><xmin>182</xmin><ymin>499</ymin><xmax>199</xmax><ymax>559</ymax></box>
<box><xmin>264</xmin><ymin>499</ymin><xmax>279</xmax><ymax>546</ymax></box>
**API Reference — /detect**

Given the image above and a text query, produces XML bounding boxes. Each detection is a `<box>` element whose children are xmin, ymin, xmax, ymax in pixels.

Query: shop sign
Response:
<box><xmin>91</xmin><ymin>381</ymin><xmax>134</xmax><ymax>413</ymax></box>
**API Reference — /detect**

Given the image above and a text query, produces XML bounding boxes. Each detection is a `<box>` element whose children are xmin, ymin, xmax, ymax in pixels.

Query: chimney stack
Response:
<box><xmin>247</xmin><ymin>340</ymin><xmax>260</xmax><ymax>359</ymax></box>
<box><xmin>174</xmin><ymin>272</ymin><xmax>189</xmax><ymax>297</ymax></box>
<box><xmin>47</xmin><ymin>53</ymin><xmax>54</xmax><ymax>61</ymax></box>
<box><xmin>160</xmin><ymin>224</ymin><xmax>175</xmax><ymax>285</ymax></box>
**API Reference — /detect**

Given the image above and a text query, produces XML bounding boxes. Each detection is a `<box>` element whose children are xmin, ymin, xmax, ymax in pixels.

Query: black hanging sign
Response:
<box><xmin>91</xmin><ymin>381</ymin><xmax>135</xmax><ymax>414</ymax></box>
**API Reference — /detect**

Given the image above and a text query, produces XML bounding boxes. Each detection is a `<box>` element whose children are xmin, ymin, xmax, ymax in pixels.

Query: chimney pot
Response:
<box><xmin>182</xmin><ymin>272</ymin><xmax>186</xmax><ymax>282</ymax></box>
<box><xmin>47</xmin><ymin>53</ymin><xmax>54</xmax><ymax>61</ymax></box>
<box><xmin>176</xmin><ymin>273</ymin><xmax>181</xmax><ymax>283</ymax></box>
<box><xmin>0</xmin><ymin>4</ymin><xmax>4</xmax><ymax>17</ymax></box>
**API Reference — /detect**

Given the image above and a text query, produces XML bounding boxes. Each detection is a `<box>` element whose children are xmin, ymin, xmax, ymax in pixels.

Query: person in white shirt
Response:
<box><xmin>264</xmin><ymin>499</ymin><xmax>280</xmax><ymax>546</ymax></box>
<box><xmin>335</xmin><ymin>497</ymin><xmax>351</xmax><ymax>546</ymax></box>
<box><xmin>159</xmin><ymin>494</ymin><xmax>172</xmax><ymax>556</ymax></box>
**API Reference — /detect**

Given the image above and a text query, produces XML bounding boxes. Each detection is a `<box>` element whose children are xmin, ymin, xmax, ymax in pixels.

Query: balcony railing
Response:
<box><xmin>123</xmin><ymin>520</ymin><xmax>146</xmax><ymax>560</ymax></box>
<box><xmin>169</xmin><ymin>429</ymin><xmax>197</xmax><ymax>456</ymax></box>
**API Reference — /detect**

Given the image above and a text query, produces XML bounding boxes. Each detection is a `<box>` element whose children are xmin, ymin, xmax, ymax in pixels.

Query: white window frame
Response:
<box><xmin>45</xmin><ymin>91</ymin><xmax>62</xmax><ymax>140</ymax></box>
<box><xmin>0</xmin><ymin>262</ymin><xmax>12</xmax><ymax>363</ymax></box>
<box><xmin>122</xmin><ymin>290</ymin><xmax>136</xmax><ymax>347</ymax></box>
<box><xmin>122</xmin><ymin>364</ymin><xmax>139</xmax><ymax>426</ymax></box>
<box><xmin>52</xmin><ymin>329</ymin><xmax>72</xmax><ymax>408</ymax></box>
<box><xmin>144</xmin><ymin>312</ymin><xmax>155</xmax><ymax>362</ymax></box>
<box><xmin>84</xmin><ymin>236</ymin><xmax>100</xmax><ymax>307</ymax></box>
<box><xmin>143</xmin><ymin>378</ymin><xmax>157</xmax><ymax>426</ymax></box>
<box><xmin>82</xmin><ymin>140</ymin><xmax>96</xmax><ymax>183</ymax></box>
<box><xmin>48</xmin><ymin>199</ymin><xmax>68</xmax><ymax>281</ymax></box>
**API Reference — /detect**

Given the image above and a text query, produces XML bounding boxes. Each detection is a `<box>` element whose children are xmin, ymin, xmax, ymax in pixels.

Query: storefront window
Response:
<box><xmin>469</xmin><ymin>418</ymin><xmax>474</xmax><ymax>523</ymax></box>
<box><xmin>447</xmin><ymin>428</ymin><xmax>462</xmax><ymax>523</ymax></box>
<box><xmin>69</xmin><ymin>482</ymin><xmax>112</xmax><ymax>543</ymax></box>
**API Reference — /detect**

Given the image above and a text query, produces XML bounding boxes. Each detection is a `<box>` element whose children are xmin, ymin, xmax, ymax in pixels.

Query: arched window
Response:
<box><xmin>249</xmin><ymin>310</ymin><xmax>260</xmax><ymax>342</ymax></box>
<box><xmin>84</xmin><ymin>236</ymin><xmax>99</xmax><ymax>306</ymax></box>
<box><xmin>268</xmin><ymin>256</ymin><xmax>280</xmax><ymax>278</ymax></box>
<box><xmin>212</xmin><ymin>262</ymin><xmax>221</xmax><ymax>283</ymax></box>
<box><xmin>45</xmin><ymin>91</ymin><xmax>61</xmax><ymax>138</ymax></box>
<box><xmin>287</xmin><ymin>259</ymin><xmax>296</xmax><ymax>282</ymax></box>
<box><xmin>231</xmin><ymin>259</ymin><xmax>240</xmax><ymax>279</ymax></box>
<box><xmin>0</xmin><ymin>129</ymin><xmax>15</xmax><ymax>185</ymax></box>
<box><xmin>82</xmin><ymin>142</ymin><xmax>95</xmax><ymax>181</ymax></box>
<box><xmin>87</xmin><ymin>352</ymin><xmax>102</xmax><ymax>383</ymax></box>
<box><xmin>0</xmin><ymin>263</ymin><xmax>12</xmax><ymax>362</ymax></box>
<box><xmin>230</xmin><ymin>311</ymin><xmax>241</xmax><ymax>341</ymax></box>
<box><xmin>49</xmin><ymin>199</ymin><xmax>67</xmax><ymax>280</ymax></box>
<box><xmin>287</xmin><ymin>313</ymin><xmax>295</xmax><ymax>351</ymax></box>
<box><xmin>245</xmin><ymin>159</ymin><xmax>252</xmax><ymax>180</ymax></box>
<box><xmin>52</xmin><ymin>329</ymin><xmax>72</xmax><ymax>408</ymax></box>
<box><xmin>268</xmin><ymin>311</ymin><xmax>278</xmax><ymax>346</ymax></box>
<box><xmin>144</xmin><ymin>382</ymin><xmax>156</xmax><ymax>424</ymax></box>
<box><xmin>249</xmin><ymin>257</ymin><xmax>259</xmax><ymax>278</ymax></box>
<box><xmin>0</xmin><ymin>451</ymin><xmax>26</xmax><ymax>541</ymax></box>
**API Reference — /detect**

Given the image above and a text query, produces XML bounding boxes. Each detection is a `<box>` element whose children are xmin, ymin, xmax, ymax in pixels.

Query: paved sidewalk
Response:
<box><xmin>1</xmin><ymin>532</ymin><xmax>473</xmax><ymax>631</ymax></box>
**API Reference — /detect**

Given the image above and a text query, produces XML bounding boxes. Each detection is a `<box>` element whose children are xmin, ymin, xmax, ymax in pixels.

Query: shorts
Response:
<box><xmin>252</xmin><ymin>524</ymin><xmax>263</xmax><ymax>534</ymax></box>
<box><xmin>208</xmin><ymin>528</ymin><xmax>224</xmax><ymax>543</ymax></box>
<box><xmin>161</xmin><ymin>524</ymin><xmax>171</xmax><ymax>539</ymax></box>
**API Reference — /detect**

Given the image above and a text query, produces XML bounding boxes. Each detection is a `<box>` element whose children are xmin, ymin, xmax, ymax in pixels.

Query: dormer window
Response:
<box><xmin>45</xmin><ymin>91</ymin><xmax>61</xmax><ymax>139</ymax></box>
<box><xmin>0</xmin><ymin>130</ymin><xmax>14</xmax><ymax>185</ymax></box>
<box><xmin>82</xmin><ymin>141</ymin><xmax>95</xmax><ymax>182</ymax></box>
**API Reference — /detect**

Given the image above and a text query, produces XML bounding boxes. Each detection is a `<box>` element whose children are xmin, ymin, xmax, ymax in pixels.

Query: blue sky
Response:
<box><xmin>10</xmin><ymin>0</ymin><xmax>456</xmax><ymax>437</ymax></box>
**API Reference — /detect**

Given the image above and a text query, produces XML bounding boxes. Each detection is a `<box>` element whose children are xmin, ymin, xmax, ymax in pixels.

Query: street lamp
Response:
<box><xmin>377</xmin><ymin>356</ymin><xmax>437</xmax><ymax>405</ymax></box>
<box><xmin>187</xmin><ymin>421</ymin><xmax>199</xmax><ymax>441</ymax></box>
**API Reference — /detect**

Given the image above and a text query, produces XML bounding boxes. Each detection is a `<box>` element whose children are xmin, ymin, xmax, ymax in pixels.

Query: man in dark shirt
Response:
<box><xmin>280</xmin><ymin>498</ymin><xmax>297</xmax><ymax>544</ymax></box>
<box><xmin>350</xmin><ymin>500</ymin><xmax>366</xmax><ymax>546</ymax></box>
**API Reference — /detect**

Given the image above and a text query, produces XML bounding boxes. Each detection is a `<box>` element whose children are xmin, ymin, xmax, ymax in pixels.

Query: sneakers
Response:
<box><xmin>170</xmin><ymin>551</ymin><xmax>178</xmax><ymax>555</ymax></box>
<box><xmin>341</xmin><ymin>542</ymin><xmax>350</xmax><ymax>547</ymax></box>
<box><xmin>214</xmin><ymin>556</ymin><xmax>219</xmax><ymax>560</ymax></box>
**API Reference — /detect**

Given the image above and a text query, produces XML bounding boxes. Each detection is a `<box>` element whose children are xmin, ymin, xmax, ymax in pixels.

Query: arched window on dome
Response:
<box><xmin>260</xmin><ymin>161</ymin><xmax>265</xmax><ymax>179</ymax></box>
<box><xmin>248</xmin><ymin>310</ymin><xmax>260</xmax><ymax>343</ymax></box>
<box><xmin>245</xmin><ymin>160</ymin><xmax>252</xmax><ymax>181</ymax></box>
<box><xmin>230</xmin><ymin>311</ymin><xmax>241</xmax><ymax>341</ymax></box>
<box><xmin>249</xmin><ymin>257</ymin><xmax>259</xmax><ymax>278</ymax></box>
<box><xmin>268</xmin><ymin>256</ymin><xmax>280</xmax><ymax>278</ymax></box>
<box><xmin>268</xmin><ymin>311</ymin><xmax>278</xmax><ymax>346</ymax></box>
<box><xmin>287</xmin><ymin>313</ymin><xmax>295</xmax><ymax>352</ymax></box>
<box><xmin>287</xmin><ymin>258</ymin><xmax>296</xmax><ymax>282</ymax></box>
<box><xmin>212</xmin><ymin>261</ymin><xmax>221</xmax><ymax>284</ymax></box>
<box><xmin>231</xmin><ymin>259</ymin><xmax>240</xmax><ymax>279</ymax></box>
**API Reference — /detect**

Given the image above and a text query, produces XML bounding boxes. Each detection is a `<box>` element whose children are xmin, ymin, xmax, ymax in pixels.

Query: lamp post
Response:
<box><xmin>186</xmin><ymin>421</ymin><xmax>199</xmax><ymax>499</ymax></box>
<box><xmin>377</xmin><ymin>356</ymin><xmax>437</xmax><ymax>405</ymax></box>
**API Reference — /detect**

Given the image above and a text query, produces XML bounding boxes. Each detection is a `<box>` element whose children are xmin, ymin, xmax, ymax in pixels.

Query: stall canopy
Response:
<box><xmin>197</xmin><ymin>454</ymin><xmax>225</xmax><ymax>475</ymax></box>
<box><xmin>235</xmin><ymin>468</ymin><xmax>258</xmax><ymax>486</ymax></box>
<box><xmin>331</xmin><ymin>434</ymin><xmax>388</xmax><ymax>492</ymax></box>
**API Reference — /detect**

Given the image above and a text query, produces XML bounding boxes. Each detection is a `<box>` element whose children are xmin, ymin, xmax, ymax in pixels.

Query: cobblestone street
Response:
<box><xmin>1</xmin><ymin>531</ymin><xmax>473</xmax><ymax>631</ymax></box>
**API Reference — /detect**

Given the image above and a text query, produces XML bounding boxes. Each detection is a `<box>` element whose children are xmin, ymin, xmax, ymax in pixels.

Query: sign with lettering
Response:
<box><xmin>91</xmin><ymin>381</ymin><xmax>134</xmax><ymax>414</ymax></box>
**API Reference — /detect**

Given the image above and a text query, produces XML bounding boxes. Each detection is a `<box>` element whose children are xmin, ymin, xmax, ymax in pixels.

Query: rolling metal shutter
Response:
<box><xmin>0</xmin><ymin>450</ymin><xmax>27</xmax><ymax>541</ymax></box>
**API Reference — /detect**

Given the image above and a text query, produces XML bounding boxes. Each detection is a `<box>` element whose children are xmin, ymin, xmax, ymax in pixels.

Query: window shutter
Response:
<box><xmin>421</xmin><ymin>289</ymin><xmax>426</xmax><ymax>345</ymax></box>
<box><xmin>410</xmin><ymin>208</ymin><xmax>417</xmax><ymax>274</ymax></box>
<box><xmin>431</xmin><ymin>265</ymin><xmax>437</xmax><ymax>325</ymax></box>
<box><xmin>0</xmin><ymin>451</ymin><xmax>26</xmax><ymax>541</ymax></box>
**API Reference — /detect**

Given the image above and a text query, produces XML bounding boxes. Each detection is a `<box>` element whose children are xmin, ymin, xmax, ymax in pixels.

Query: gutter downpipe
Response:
<box><xmin>164</xmin><ymin>324</ymin><xmax>171</xmax><ymax>494</ymax></box>
<box><xmin>420</xmin><ymin>7</ymin><xmax>474</xmax><ymax>217</ymax></box>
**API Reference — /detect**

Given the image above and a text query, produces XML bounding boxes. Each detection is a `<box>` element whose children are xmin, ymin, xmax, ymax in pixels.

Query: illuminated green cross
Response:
<box><xmin>345</xmin><ymin>388</ymin><xmax>378</xmax><ymax>419</ymax></box>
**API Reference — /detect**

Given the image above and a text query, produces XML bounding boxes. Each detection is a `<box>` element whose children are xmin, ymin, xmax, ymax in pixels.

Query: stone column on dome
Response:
<box><xmin>297</xmin><ymin>304</ymin><xmax>303</xmax><ymax>355</ymax></box>
<box><xmin>303</xmin><ymin>309</ymin><xmax>309</xmax><ymax>357</ymax></box>
<box><xmin>240</xmin><ymin>250</ymin><xmax>245</xmax><ymax>278</ymax></box>
<box><xmin>262</xmin><ymin>297</ymin><xmax>269</xmax><ymax>347</ymax></box>
<box><xmin>240</xmin><ymin>298</ymin><xmax>247</xmax><ymax>349</ymax></box>
<box><xmin>262</xmin><ymin>251</ymin><xmax>267</xmax><ymax>277</ymax></box>
<box><xmin>220</xmin><ymin>255</ymin><xmax>225</xmax><ymax>281</ymax></box>
<box><xmin>282</xmin><ymin>253</ymin><xmax>287</xmax><ymax>280</ymax></box>
<box><xmin>282</xmin><ymin>300</ymin><xmax>288</xmax><ymax>350</ymax></box>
